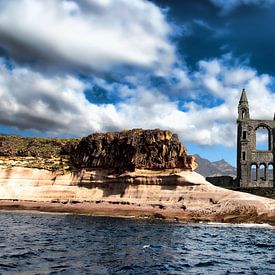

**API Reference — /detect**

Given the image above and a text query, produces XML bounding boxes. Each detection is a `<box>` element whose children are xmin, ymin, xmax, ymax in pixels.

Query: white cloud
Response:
<box><xmin>1</xmin><ymin>56</ymin><xmax>275</xmax><ymax>147</ymax></box>
<box><xmin>1</xmin><ymin>0</ymin><xmax>275</xmax><ymax>153</ymax></box>
<box><xmin>210</xmin><ymin>0</ymin><xmax>275</xmax><ymax>13</ymax></box>
<box><xmin>0</xmin><ymin>0</ymin><xmax>175</xmax><ymax>74</ymax></box>
<box><xmin>0</xmin><ymin>60</ymin><xmax>125</xmax><ymax>135</ymax></box>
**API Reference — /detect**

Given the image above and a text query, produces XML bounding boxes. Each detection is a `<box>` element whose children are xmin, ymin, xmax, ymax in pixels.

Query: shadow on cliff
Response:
<box><xmin>73</xmin><ymin>170</ymin><xmax>198</xmax><ymax>196</ymax></box>
<box><xmin>71</xmin><ymin>169</ymin><xmax>128</xmax><ymax>197</ymax></box>
<box><xmin>159</xmin><ymin>174</ymin><xmax>198</xmax><ymax>190</ymax></box>
<box><xmin>76</xmin><ymin>181</ymin><xmax>128</xmax><ymax>197</ymax></box>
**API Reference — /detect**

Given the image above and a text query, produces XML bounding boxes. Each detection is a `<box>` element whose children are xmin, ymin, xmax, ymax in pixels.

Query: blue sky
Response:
<box><xmin>0</xmin><ymin>0</ymin><xmax>275</xmax><ymax>166</ymax></box>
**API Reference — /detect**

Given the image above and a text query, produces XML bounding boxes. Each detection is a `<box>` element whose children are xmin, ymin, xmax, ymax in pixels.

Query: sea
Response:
<box><xmin>0</xmin><ymin>212</ymin><xmax>274</xmax><ymax>275</ymax></box>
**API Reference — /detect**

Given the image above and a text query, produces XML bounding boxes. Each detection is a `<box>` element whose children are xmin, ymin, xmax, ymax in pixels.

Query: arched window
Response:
<box><xmin>256</xmin><ymin>126</ymin><xmax>270</xmax><ymax>150</ymax></box>
<box><xmin>259</xmin><ymin>164</ymin><xmax>266</xmax><ymax>181</ymax></box>
<box><xmin>242</xmin><ymin>109</ymin><xmax>246</xmax><ymax>119</ymax></box>
<box><xmin>268</xmin><ymin>164</ymin><xmax>273</xmax><ymax>181</ymax></box>
<box><xmin>251</xmin><ymin>164</ymin><xmax>257</xmax><ymax>181</ymax></box>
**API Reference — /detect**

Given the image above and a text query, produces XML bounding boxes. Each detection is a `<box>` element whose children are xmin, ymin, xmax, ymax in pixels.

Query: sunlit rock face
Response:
<box><xmin>71</xmin><ymin>129</ymin><xmax>197</xmax><ymax>172</ymax></box>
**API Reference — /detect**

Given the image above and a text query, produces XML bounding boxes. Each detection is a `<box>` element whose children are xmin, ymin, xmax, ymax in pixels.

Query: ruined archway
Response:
<box><xmin>237</xmin><ymin>89</ymin><xmax>275</xmax><ymax>187</ymax></box>
<box><xmin>251</xmin><ymin>164</ymin><xmax>257</xmax><ymax>181</ymax></box>
<box><xmin>268</xmin><ymin>163</ymin><xmax>274</xmax><ymax>181</ymax></box>
<box><xmin>259</xmin><ymin>163</ymin><xmax>266</xmax><ymax>181</ymax></box>
<box><xmin>256</xmin><ymin>126</ymin><xmax>270</xmax><ymax>151</ymax></box>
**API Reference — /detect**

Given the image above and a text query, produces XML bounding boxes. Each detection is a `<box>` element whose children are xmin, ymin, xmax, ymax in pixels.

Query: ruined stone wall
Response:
<box><xmin>237</xmin><ymin>119</ymin><xmax>275</xmax><ymax>188</ymax></box>
<box><xmin>237</xmin><ymin>89</ymin><xmax>275</xmax><ymax>188</ymax></box>
<box><xmin>206</xmin><ymin>176</ymin><xmax>238</xmax><ymax>188</ymax></box>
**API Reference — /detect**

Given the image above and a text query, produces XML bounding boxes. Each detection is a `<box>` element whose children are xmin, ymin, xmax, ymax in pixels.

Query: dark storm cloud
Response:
<box><xmin>153</xmin><ymin>0</ymin><xmax>275</xmax><ymax>75</ymax></box>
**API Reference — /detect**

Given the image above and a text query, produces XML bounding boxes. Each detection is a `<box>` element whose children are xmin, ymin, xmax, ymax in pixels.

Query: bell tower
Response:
<box><xmin>238</xmin><ymin>88</ymin><xmax>250</xmax><ymax>120</ymax></box>
<box><xmin>237</xmin><ymin>89</ymin><xmax>250</xmax><ymax>186</ymax></box>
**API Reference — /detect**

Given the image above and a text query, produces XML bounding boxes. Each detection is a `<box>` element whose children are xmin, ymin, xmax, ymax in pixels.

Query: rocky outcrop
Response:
<box><xmin>71</xmin><ymin>129</ymin><xmax>197</xmax><ymax>172</ymax></box>
<box><xmin>0</xmin><ymin>167</ymin><xmax>274</xmax><ymax>225</ymax></box>
<box><xmin>0</xmin><ymin>130</ymin><xmax>197</xmax><ymax>173</ymax></box>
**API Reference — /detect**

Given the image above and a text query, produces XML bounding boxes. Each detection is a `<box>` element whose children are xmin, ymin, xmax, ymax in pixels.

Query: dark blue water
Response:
<box><xmin>0</xmin><ymin>212</ymin><xmax>274</xmax><ymax>274</ymax></box>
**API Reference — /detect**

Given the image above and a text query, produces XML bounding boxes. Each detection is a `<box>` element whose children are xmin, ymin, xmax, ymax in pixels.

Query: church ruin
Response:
<box><xmin>237</xmin><ymin>89</ymin><xmax>275</xmax><ymax>188</ymax></box>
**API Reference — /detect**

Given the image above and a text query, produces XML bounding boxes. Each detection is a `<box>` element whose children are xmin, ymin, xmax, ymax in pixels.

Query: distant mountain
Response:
<box><xmin>194</xmin><ymin>154</ymin><xmax>236</xmax><ymax>178</ymax></box>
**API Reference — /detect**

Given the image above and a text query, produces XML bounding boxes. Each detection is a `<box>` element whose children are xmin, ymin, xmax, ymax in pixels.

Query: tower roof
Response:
<box><xmin>239</xmin><ymin>88</ymin><xmax>248</xmax><ymax>103</ymax></box>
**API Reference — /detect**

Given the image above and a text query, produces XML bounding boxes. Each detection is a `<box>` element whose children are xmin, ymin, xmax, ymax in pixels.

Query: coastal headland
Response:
<box><xmin>0</xmin><ymin>129</ymin><xmax>275</xmax><ymax>225</ymax></box>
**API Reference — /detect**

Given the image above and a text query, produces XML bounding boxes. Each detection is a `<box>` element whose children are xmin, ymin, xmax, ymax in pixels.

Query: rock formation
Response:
<box><xmin>0</xmin><ymin>167</ymin><xmax>274</xmax><ymax>225</ymax></box>
<box><xmin>0</xmin><ymin>130</ymin><xmax>274</xmax><ymax>225</ymax></box>
<box><xmin>71</xmin><ymin>129</ymin><xmax>197</xmax><ymax>172</ymax></box>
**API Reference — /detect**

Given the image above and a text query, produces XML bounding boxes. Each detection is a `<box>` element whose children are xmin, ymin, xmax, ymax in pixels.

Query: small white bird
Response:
<box><xmin>143</xmin><ymin>245</ymin><xmax>150</xmax><ymax>249</ymax></box>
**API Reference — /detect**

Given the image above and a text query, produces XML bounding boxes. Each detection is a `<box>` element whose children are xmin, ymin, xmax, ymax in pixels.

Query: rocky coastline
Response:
<box><xmin>0</xmin><ymin>129</ymin><xmax>275</xmax><ymax>225</ymax></box>
<box><xmin>0</xmin><ymin>167</ymin><xmax>274</xmax><ymax>225</ymax></box>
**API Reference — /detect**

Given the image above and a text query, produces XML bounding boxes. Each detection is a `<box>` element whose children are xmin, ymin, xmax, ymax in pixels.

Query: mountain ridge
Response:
<box><xmin>194</xmin><ymin>154</ymin><xmax>236</xmax><ymax>178</ymax></box>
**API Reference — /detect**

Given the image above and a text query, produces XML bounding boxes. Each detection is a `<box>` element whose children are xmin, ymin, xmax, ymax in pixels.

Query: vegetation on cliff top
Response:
<box><xmin>0</xmin><ymin>129</ymin><xmax>195</xmax><ymax>172</ymax></box>
<box><xmin>0</xmin><ymin>135</ymin><xmax>79</xmax><ymax>172</ymax></box>
<box><xmin>0</xmin><ymin>135</ymin><xmax>78</xmax><ymax>157</ymax></box>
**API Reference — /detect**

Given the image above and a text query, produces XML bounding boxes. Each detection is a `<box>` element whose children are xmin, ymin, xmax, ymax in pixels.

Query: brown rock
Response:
<box><xmin>71</xmin><ymin>129</ymin><xmax>195</xmax><ymax>172</ymax></box>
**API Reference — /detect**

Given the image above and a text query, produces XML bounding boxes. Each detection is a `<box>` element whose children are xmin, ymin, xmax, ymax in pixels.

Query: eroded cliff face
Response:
<box><xmin>71</xmin><ymin>129</ymin><xmax>197</xmax><ymax>172</ymax></box>
<box><xmin>0</xmin><ymin>167</ymin><xmax>274</xmax><ymax>225</ymax></box>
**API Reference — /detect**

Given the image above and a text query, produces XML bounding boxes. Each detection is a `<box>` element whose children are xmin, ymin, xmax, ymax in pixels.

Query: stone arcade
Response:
<box><xmin>237</xmin><ymin>89</ymin><xmax>275</xmax><ymax>187</ymax></box>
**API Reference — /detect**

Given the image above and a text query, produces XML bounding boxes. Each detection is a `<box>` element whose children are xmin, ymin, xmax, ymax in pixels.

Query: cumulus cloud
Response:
<box><xmin>0</xmin><ymin>0</ymin><xmax>174</xmax><ymax>74</ymax></box>
<box><xmin>1</xmin><ymin>1</ymin><xmax>275</xmax><ymax>148</ymax></box>
<box><xmin>0</xmin><ymin>59</ymin><xmax>125</xmax><ymax>136</ymax></box>
<box><xmin>1</xmin><ymin>56</ymin><xmax>275</xmax><ymax>147</ymax></box>
<box><xmin>120</xmin><ymin>56</ymin><xmax>275</xmax><ymax>147</ymax></box>
<box><xmin>210</xmin><ymin>0</ymin><xmax>275</xmax><ymax>13</ymax></box>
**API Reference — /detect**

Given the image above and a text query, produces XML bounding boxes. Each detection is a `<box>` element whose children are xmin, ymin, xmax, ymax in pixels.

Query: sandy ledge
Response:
<box><xmin>0</xmin><ymin>167</ymin><xmax>275</xmax><ymax>226</ymax></box>
<box><xmin>0</xmin><ymin>200</ymin><xmax>274</xmax><ymax>226</ymax></box>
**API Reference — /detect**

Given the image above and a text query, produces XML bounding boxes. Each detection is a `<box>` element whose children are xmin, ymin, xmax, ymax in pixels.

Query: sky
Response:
<box><xmin>0</xmin><ymin>0</ymin><xmax>275</xmax><ymax>166</ymax></box>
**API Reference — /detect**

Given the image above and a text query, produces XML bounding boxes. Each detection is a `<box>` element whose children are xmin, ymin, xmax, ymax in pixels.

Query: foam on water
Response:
<box><xmin>206</xmin><ymin>222</ymin><xmax>275</xmax><ymax>228</ymax></box>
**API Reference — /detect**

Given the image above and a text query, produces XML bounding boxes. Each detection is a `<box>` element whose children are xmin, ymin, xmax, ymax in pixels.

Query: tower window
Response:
<box><xmin>242</xmin><ymin>110</ymin><xmax>246</xmax><ymax>119</ymax></box>
<box><xmin>242</xmin><ymin>131</ymin><xmax>247</xmax><ymax>139</ymax></box>
<box><xmin>242</xmin><ymin>152</ymin><xmax>246</xmax><ymax>160</ymax></box>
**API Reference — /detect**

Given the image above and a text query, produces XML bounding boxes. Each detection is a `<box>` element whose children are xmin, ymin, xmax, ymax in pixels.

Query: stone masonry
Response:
<box><xmin>237</xmin><ymin>89</ymin><xmax>275</xmax><ymax>187</ymax></box>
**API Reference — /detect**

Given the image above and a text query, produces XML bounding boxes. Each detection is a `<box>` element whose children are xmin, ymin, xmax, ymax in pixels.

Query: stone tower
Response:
<box><xmin>237</xmin><ymin>89</ymin><xmax>275</xmax><ymax>187</ymax></box>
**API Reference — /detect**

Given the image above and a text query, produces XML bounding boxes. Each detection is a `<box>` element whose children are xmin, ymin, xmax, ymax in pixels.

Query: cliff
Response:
<box><xmin>0</xmin><ymin>167</ymin><xmax>274</xmax><ymax>225</ymax></box>
<box><xmin>0</xmin><ymin>129</ymin><xmax>197</xmax><ymax>172</ymax></box>
<box><xmin>71</xmin><ymin>129</ymin><xmax>196</xmax><ymax>172</ymax></box>
<box><xmin>0</xmin><ymin>130</ymin><xmax>274</xmax><ymax>225</ymax></box>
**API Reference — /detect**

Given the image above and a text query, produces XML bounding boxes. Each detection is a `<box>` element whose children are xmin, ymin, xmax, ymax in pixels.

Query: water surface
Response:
<box><xmin>0</xmin><ymin>211</ymin><xmax>274</xmax><ymax>274</ymax></box>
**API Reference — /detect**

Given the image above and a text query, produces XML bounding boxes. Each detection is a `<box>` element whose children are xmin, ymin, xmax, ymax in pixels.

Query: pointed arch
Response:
<box><xmin>256</xmin><ymin>126</ymin><xmax>270</xmax><ymax>150</ymax></box>
<box><xmin>259</xmin><ymin>163</ymin><xmax>266</xmax><ymax>181</ymax></box>
<box><xmin>251</xmin><ymin>164</ymin><xmax>257</xmax><ymax>181</ymax></box>
<box><xmin>268</xmin><ymin>163</ymin><xmax>273</xmax><ymax>181</ymax></box>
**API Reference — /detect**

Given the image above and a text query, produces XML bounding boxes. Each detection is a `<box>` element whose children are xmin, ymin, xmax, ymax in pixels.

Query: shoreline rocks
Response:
<box><xmin>0</xmin><ymin>167</ymin><xmax>274</xmax><ymax>225</ymax></box>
